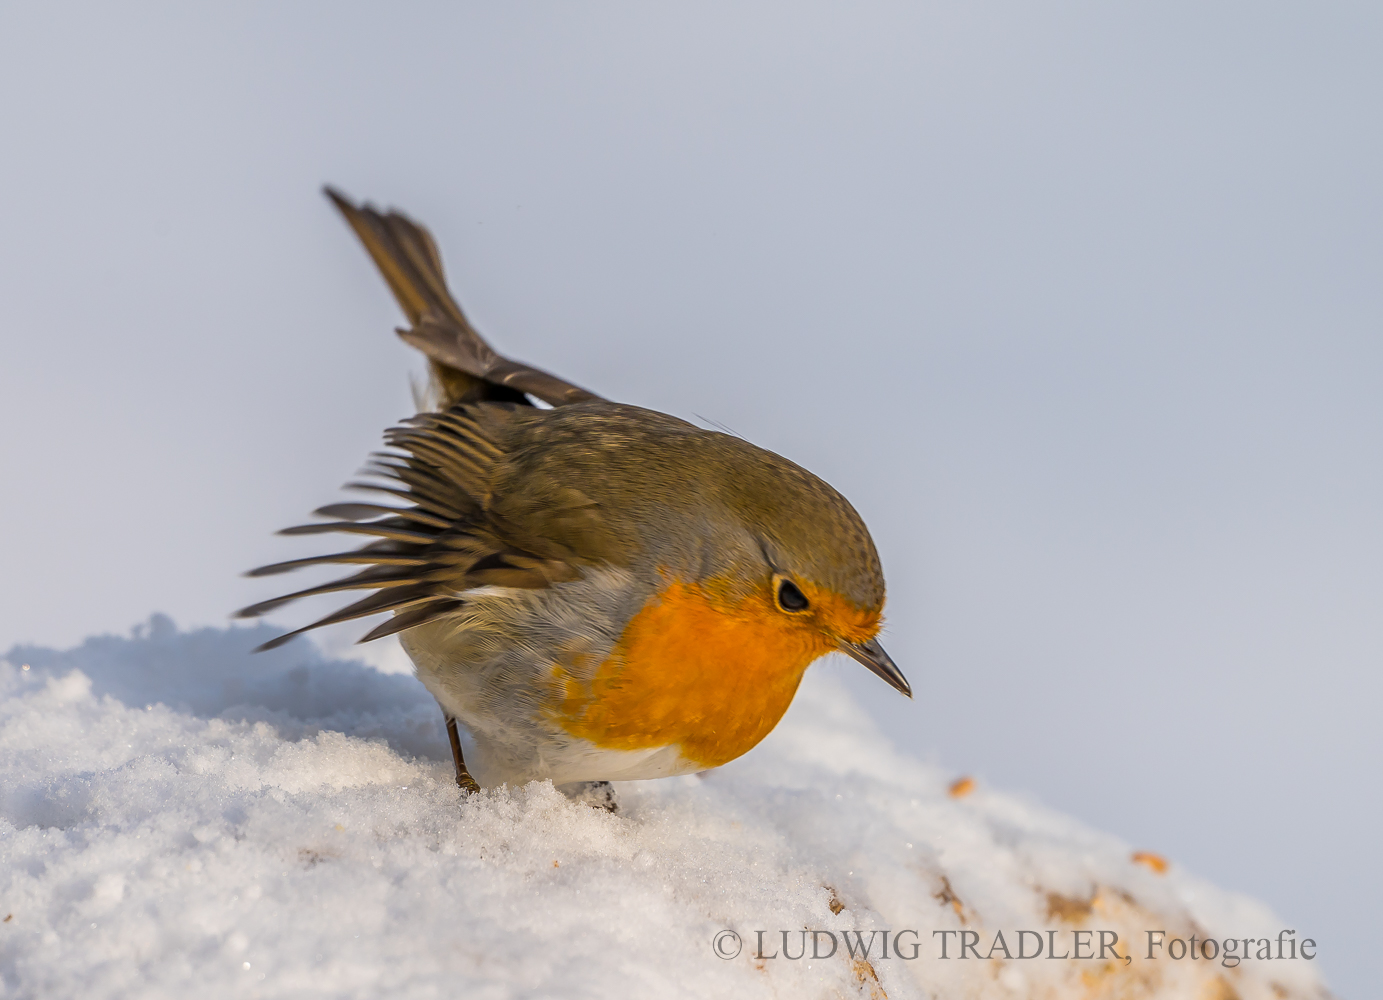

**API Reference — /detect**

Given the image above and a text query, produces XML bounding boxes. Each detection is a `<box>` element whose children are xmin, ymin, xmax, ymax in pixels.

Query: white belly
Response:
<box><xmin>398</xmin><ymin>569</ymin><xmax>699</xmax><ymax>787</ymax></box>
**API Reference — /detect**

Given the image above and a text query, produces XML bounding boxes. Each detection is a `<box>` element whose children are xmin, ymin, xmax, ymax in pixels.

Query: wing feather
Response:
<box><xmin>239</xmin><ymin>402</ymin><xmax>588</xmax><ymax>648</ymax></box>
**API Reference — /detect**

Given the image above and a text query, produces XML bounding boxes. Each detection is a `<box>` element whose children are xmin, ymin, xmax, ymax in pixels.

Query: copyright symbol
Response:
<box><xmin>712</xmin><ymin>929</ymin><xmax>742</xmax><ymax>960</ymax></box>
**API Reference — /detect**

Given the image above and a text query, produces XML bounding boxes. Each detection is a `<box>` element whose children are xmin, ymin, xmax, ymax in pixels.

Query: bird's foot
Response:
<box><xmin>559</xmin><ymin>780</ymin><xmax>619</xmax><ymax>813</ymax></box>
<box><xmin>455</xmin><ymin>769</ymin><xmax>481</xmax><ymax>795</ymax></box>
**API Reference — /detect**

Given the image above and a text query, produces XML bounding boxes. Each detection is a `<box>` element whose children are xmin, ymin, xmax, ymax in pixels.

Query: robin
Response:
<box><xmin>239</xmin><ymin>189</ymin><xmax>910</xmax><ymax>803</ymax></box>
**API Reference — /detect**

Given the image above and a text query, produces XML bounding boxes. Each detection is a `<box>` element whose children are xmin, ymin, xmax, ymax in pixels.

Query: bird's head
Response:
<box><xmin>702</xmin><ymin>438</ymin><xmax>911</xmax><ymax>699</ymax></box>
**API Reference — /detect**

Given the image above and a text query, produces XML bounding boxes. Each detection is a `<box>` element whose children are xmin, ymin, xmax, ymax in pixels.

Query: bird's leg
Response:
<box><xmin>444</xmin><ymin>714</ymin><xmax>481</xmax><ymax>794</ymax></box>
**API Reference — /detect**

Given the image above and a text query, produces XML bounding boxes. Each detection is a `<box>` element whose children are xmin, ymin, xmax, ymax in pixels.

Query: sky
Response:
<box><xmin>1</xmin><ymin>3</ymin><xmax>1379</xmax><ymax>995</ymax></box>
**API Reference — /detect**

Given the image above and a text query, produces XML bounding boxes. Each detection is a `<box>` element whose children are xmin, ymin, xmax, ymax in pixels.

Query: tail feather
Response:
<box><xmin>323</xmin><ymin>186</ymin><xmax>601</xmax><ymax>409</ymax></box>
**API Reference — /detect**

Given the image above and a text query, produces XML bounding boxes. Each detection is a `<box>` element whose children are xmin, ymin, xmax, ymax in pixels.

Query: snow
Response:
<box><xmin>2</xmin><ymin>616</ymin><xmax>1331</xmax><ymax>999</ymax></box>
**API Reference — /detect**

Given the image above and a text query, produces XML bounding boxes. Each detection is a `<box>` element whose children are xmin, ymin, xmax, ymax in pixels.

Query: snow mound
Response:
<box><xmin>2</xmin><ymin>617</ymin><xmax>1330</xmax><ymax>999</ymax></box>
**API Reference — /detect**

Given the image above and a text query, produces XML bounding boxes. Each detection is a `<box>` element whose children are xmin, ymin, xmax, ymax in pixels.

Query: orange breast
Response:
<box><xmin>549</xmin><ymin>575</ymin><xmax>875</xmax><ymax>768</ymax></box>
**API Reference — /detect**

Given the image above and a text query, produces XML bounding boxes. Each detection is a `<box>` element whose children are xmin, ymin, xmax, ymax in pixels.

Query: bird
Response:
<box><xmin>237</xmin><ymin>188</ymin><xmax>911</xmax><ymax>803</ymax></box>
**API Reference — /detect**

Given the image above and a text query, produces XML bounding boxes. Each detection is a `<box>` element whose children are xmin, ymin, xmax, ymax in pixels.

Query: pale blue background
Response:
<box><xmin>2</xmin><ymin>4</ymin><xmax>1378</xmax><ymax>995</ymax></box>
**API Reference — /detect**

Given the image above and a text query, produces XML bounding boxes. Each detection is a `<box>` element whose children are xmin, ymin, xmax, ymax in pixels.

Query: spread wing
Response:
<box><xmin>238</xmin><ymin>190</ymin><xmax>619</xmax><ymax>650</ymax></box>
<box><xmin>324</xmin><ymin>187</ymin><xmax>602</xmax><ymax>409</ymax></box>
<box><xmin>236</xmin><ymin>404</ymin><xmax>618</xmax><ymax>651</ymax></box>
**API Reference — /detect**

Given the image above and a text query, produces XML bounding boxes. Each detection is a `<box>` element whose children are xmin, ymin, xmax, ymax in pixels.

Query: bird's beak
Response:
<box><xmin>840</xmin><ymin>637</ymin><xmax>912</xmax><ymax>698</ymax></box>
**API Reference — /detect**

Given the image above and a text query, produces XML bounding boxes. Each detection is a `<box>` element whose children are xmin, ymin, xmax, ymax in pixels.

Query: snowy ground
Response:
<box><xmin>2</xmin><ymin>617</ymin><xmax>1331</xmax><ymax>999</ymax></box>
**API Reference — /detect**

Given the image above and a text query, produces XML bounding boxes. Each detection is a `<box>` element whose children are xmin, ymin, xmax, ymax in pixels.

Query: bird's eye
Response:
<box><xmin>775</xmin><ymin>576</ymin><xmax>810</xmax><ymax>613</ymax></box>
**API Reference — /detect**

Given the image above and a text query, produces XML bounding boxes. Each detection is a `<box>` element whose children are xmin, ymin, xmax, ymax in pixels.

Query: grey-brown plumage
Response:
<box><xmin>238</xmin><ymin>189</ymin><xmax>907</xmax><ymax>792</ymax></box>
<box><xmin>240</xmin><ymin>190</ymin><xmax>884</xmax><ymax>651</ymax></box>
<box><xmin>238</xmin><ymin>399</ymin><xmax>883</xmax><ymax>649</ymax></box>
